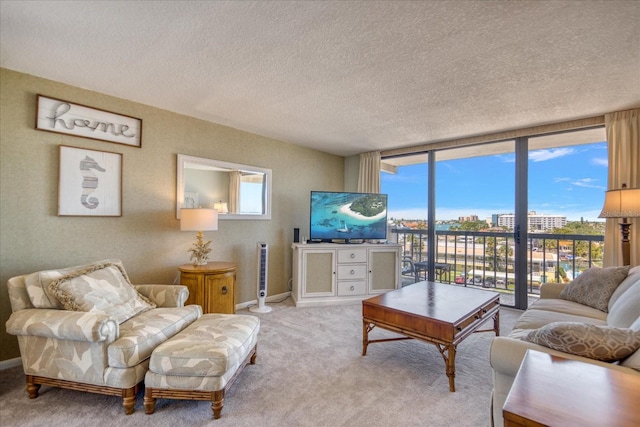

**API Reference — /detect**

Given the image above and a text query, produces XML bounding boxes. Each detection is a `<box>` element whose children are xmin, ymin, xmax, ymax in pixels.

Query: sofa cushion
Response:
<box><xmin>513</xmin><ymin>306</ymin><xmax>607</xmax><ymax>331</ymax></box>
<box><xmin>48</xmin><ymin>261</ymin><xmax>156</xmax><ymax>324</ymax></box>
<box><xmin>109</xmin><ymin>305</ymin><xmax>202</xmax><ymax>368</ymax></box>
<box><xmin>609</xmin><ymin>265</ymin><xmax>640</xmax><ymax>309</ymax></box>
<box><xmin>608</xmin><ymin>278</ymin><xmax>640</xmax><ymax>329</ymax></box>
<box><xmin>527</xmin><ymin>298</ymin><xmax>608</xmax><ymax>320</ymax></box>
<box><xmin>148</xmin><ymin>313</ymin><xmax>260</xmax><ymax>378</ymax></box>
<box><xmin>24</xmin><ymin>259</ymin><xmax>123</xmax><ymax>309</ymax></box>
<box><xmin>558</xmin><ymin>266</ymin><xmax>630</xmax><ymax>312</ymax></box>
<box><xmin>522</xmin><ymin>322</ymin><xmax>640</xmax><ymax>362</ymax></box>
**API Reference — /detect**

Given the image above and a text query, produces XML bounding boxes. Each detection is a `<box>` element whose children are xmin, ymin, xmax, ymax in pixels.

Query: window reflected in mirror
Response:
<box><xmin>177</xmin><ymin>154</ymin><xmax>272</xmax><ymax>220</ymax></box>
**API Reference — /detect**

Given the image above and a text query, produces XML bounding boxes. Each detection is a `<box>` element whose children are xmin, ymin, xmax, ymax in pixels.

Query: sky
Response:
<box><xmin>381</xmin><ymin>141</ymin><xmax>609</xmax><ymax>222</ymax></box>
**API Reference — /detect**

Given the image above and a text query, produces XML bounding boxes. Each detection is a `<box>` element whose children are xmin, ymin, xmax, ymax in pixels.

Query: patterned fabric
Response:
<box><xmin>8</xmin><ymin>276</ymin><xmax>44</xmax><ymax>312</ymax></box>
<box><xmin>7</xmin><ymin>271</ymin><xmax>201</xmax><ymax>391</ymax></box>
<box><xmin>48</xmin><ymin>262</ymin><xmax>156</xmax><ymax>324</ymax></box>
<box><xmin>522</xmin><ymin>322</ymin><xmax>640</xmax><ymax>362</ymax></box>
<box><xmin>134</xmin><ymin>284</ymin><xmax>189</xmax><ymax>308</ymax></box>
<box><xmin>146</xmin><ymin>314</ymin><xmax>260</xmax><ymax>391</ymax></box>
<box><xmin>16</xmin><ymin>334</ymin><xmax>113</xmax><ymax>386</ymax></box>
<box><xmin>558</xmin><ymin>266</ymin><xmax>630</xmax><ymax>312</ymax></box>
<box><xmin>24</xmin><ymin>259</ymin><xmax>123</xmax><ymax>309</ymax></box>
<box><xmin>6</xmin><ymin>308</ymin><xmax>118</xmax><ymax>342</ymax></box>
<box><xmin>109</xmin><ymin>305</ymin><xmax>202</xmax><ymax>368</ymax></box>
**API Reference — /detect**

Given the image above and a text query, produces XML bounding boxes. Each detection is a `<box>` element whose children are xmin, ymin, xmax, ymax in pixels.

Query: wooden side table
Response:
<box><xmin>179</xmin><ymin>262</ymin><xmax>236</xmax><ymax>314</ymax></box>
<box><xmin>503</xmin><ymin>349</ymin><xmax>640</xmax><ymax>427</ymax></box>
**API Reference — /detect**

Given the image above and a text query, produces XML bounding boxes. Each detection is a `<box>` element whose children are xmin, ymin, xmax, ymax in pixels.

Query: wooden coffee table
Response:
<box><xmin>362</xmin><ymin>281</ymin><xmax>500</xmax><ymax>392</ymax></box>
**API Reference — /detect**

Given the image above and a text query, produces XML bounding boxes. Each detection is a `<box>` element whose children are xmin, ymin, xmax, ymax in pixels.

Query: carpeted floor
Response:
<box><xmin>0</xmin><ymin>297</ymin><xmax>522</xmax><ymax>427</ymax></box>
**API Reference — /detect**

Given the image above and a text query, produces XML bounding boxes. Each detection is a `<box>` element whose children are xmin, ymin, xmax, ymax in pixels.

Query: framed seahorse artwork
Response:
<box><xmin>58</xmin><ymin>145</ymin><xmax>122</xmax><ymax>216</ymax></box>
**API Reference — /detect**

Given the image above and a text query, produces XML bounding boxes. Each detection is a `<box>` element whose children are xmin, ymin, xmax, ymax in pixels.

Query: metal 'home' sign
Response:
<box><xmin>36</xmin><ymin>94</ymin><xmax>142</xmax><ymax>147</ymax></box>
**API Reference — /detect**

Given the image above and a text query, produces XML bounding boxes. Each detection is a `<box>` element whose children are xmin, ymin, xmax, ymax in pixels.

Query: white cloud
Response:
<box><xmin>529</xmin><ymin>148</ymin><xmax>575</xmax><ymax>162</ymax></box>
<box><xmin>554</xmin><ymin>177</ymin><xmax>605</xmax><ymax>190</ymax></box>
<box><xmin>591</xmin><ymin>157</ymin><xmax>608</xmax><ymax>167</ymax></box>
<box><xmin>572</xmin><ymin>178</ymin><xmax>606</xmax><ymax>190</ymax></box>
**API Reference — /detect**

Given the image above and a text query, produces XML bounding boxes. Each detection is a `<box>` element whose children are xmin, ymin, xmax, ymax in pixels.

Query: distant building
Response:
<box><xmin>458</xmin><ymin>215</ymin><xmax>479</xmax><ymax>222</ymax></box>
<box><xmin>498</xmin><ymin>212</ymin><xmax>566</xmax><ymax>231</ymax></box>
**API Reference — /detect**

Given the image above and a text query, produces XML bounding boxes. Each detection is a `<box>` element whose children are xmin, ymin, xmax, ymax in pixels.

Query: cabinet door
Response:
<box><xmin>302</xmin><ymin>250</ymin><xmax>335</xmax><ymax>297</ymax></box>
<box><xmin>369</xmin><ymin>248</ymin><xmax>399</xmax><ymax>293</ymax></box>
<box><xmin>205</xmin><ymin>272</ymin><xmax>235</xmax><ymax>314</ymax></box>
<box><xmin>180</xmin><ymin>272</ymin><xmax>205</xmax><ymax>308</ymax></box>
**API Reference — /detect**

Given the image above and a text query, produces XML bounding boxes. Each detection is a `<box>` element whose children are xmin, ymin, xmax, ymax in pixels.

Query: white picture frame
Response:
<box><xmin>58</xmin><ymin>145</ymin><xmax>123</xmax><ymax>217</ymax></box>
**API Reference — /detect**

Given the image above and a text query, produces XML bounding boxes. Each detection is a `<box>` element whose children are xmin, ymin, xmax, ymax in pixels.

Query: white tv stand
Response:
<box><xmin>291</xmin><ymin>243</ymin><xmax>401</xmax><ymax>307</ymax></box>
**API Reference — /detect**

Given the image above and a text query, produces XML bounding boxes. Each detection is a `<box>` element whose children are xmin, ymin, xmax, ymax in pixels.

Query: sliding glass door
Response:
<box><xmin>381</xmin><ymin>127</ymin><xmax>606</xmax><ymax>310</ymax></box>
<box><xmin>434</xmin><ymin>141</ymin><xmax>521</xmax><ymax>306</ymax></box>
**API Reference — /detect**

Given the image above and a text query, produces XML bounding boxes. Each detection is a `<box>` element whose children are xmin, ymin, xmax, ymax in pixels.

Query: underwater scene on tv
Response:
<box><xmin>310</xmin><ymin>192</ymin><xmax>388</xmax><ymax>241</ymax></box>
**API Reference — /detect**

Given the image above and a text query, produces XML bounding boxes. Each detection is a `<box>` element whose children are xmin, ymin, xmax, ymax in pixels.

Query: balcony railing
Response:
<box><xmin>391</xmin><ymin>228</ymin><xmax>604</xmax><ymax>297</ymax></box>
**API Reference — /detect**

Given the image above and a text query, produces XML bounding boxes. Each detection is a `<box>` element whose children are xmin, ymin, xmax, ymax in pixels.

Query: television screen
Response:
<box><xmin>310</xmin><ymin>191</ymin><xmax>388</xmax><ymax>242</ymax></box>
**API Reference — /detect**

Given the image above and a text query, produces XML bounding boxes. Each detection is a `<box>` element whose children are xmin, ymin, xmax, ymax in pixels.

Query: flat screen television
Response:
<box><xmin>309</xmin><ymin>191</ymin><xmax>388</xmax><ymax>242</ymax></box>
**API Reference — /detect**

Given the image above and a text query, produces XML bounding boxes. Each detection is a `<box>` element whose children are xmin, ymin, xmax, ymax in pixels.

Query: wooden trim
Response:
<box><xmin>26</xmin><ymin>375</ymin><xmax>140</xmax><ymax>415</ymax></box>
<box><xmin>381</xmin><ymin>115</ymin><xmax>605</xmax><ymax>157</ymax></box>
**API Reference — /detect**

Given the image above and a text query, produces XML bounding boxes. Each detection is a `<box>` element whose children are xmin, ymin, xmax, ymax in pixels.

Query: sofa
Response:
<box><xmin>490</xmin><ymin>265</ymin><xmax>640</xmax><ymax>427</ymax></box>
<box><xmin>5</xmin><ymin>259</ymin><xmax>202</xmax><ymax>414</ymax></box>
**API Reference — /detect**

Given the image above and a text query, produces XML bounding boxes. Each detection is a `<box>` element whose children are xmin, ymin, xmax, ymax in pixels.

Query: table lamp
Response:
<box><xmin>598</xmin><ymin>183</ymin><xmax>640</xmax><ymax>266</ymax></box>
<box><xmin>180</xmin><ymin>208</ymin><xmax>218</xmax><ymax>265</ymax></box>
<box><xmin>213</xmin><ymin>201</ymin><xmax>229</xmax><ymax>214</ymax></box>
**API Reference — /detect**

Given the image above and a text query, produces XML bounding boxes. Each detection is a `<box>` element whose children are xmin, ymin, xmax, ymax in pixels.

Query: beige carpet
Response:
<box><xmin>0</xmin><ymin>297</ymin><xmax>521</xmax><ymax>427</ymax></box>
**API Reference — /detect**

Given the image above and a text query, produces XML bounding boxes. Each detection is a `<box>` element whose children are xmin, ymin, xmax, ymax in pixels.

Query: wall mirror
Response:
<box><xmin>177</xmin><ymin>154</ymin><xmax>272</xmax><ymax>220</ymax></box>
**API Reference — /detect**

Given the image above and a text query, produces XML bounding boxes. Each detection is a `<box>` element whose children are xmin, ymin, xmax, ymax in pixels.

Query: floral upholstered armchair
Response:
<box><xmin>5</xmin><ymin>259</ymin><xmax>202</xmax><ymax>414</ymax></box>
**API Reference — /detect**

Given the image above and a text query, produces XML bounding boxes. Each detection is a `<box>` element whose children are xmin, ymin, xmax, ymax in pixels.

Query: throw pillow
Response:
<box><xmin>522</xmin><ymin>322</ymin><xmax>640</xmax><ymax>362</ymax></box>
<box><xmin>48</xmin><ymin>261</ymin><xmax>156</xmax><ymax>324</ymax></box>
<box><xmin>24</xmin><ymin>259</ymin><xmax>124</xmax><ymax>309</ymax></box>
<box><xmin>558</xmin><ymin>266</ymin><xmax>630</xmax><ymax>312</ymax></box>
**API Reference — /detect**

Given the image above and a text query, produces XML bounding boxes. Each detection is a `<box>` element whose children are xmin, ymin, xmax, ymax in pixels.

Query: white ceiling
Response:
<box><xmin>1</xmin><ymin>1</ymin><xmax>639</xmax><ymax>157</ymax></box>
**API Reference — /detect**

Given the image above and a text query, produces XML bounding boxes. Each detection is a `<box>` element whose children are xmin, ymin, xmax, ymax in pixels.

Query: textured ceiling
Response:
<box><xmin>1</xmin><ymin>1</ymin><xmax>639</xmax><ymax>157</ymax></box>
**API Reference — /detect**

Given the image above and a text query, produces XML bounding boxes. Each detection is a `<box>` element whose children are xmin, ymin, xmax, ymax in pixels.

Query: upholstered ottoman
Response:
<box><xmin>143</xmin><ymin>313</ymin><xmax>260</xmax><ymax>419</ymax></box>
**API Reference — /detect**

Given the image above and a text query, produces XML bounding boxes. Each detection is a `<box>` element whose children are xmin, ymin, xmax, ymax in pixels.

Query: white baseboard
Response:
<box><xmin>236</xmin><ymin>291</ymin><xmax>291</xmax><ymax>310</ymax></box>
<box><xmin>0</xmin><ymin>357</ymin><xmax>22</xmax><ymax>371</ymax></box>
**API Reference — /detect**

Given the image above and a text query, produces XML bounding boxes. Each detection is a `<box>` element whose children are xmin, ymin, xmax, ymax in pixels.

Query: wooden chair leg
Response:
<box><xmin>122</xmin><ymin>386</ymin><xmax>137</xmax><ymax>415</ymax></box>
<box><xmin>143</xmin><ymin>391</ymin><xmax>156</xmax><ymax>415</ymax></box>
<box><xmin>250</xmin><ymin>344</ymin><xmax>258</xmax><ymax>364</ymax></box>
<box><xmin>26</xmin><ymin>375</ymin><xmax>40</xmax><ymax>399</ymax></box>
<box><xmin>212</xmin><ymin>389</ymin><xmax>225</xmax><ymax>419</ymax></box>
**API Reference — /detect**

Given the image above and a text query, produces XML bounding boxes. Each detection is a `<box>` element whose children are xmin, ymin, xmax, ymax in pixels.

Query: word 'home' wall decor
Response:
<box><xmin>36</xmin><ymin>95</ymin><xmax>142</xmax><ymax>147</ymax></box>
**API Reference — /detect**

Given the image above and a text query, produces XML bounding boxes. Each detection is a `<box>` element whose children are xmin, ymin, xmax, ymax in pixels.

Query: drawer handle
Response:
<box><xmin>221</xmin><ymin>286</ymin><xmax>228</xmax><ymax>295</ymax></box>
<box><xmin>350</xmin><ymin>269</ymin><xmax>355</xmax><ymax>275</ymax></box>
<box><xmin>350</xmin><ymin>286</ymin><xmax>355</xmax><ymax>291</ymax></box>
<box><xmin>350</xmin><ymin>253</ymin><xmax>355</xmax><ymax>258</ymax></box>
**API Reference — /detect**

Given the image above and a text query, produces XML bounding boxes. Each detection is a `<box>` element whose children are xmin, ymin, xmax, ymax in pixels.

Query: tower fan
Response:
<box><xmin>250</xmin><ymin>242</ymin><xmax>272</xmax><ymax>313</ymax></box>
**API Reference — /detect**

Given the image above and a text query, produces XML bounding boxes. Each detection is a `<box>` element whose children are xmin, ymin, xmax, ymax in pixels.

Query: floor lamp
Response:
<box><xmin>599</xmin><ymin>184</ymin><xmax>640</xmax><ymax>266</ymax></box>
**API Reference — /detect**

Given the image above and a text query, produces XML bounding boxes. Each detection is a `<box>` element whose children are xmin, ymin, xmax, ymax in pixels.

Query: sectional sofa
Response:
<box><xmin>490</xmin><ymin>265</ymin><xmax>640</xmax><ymax>426</ymax></box>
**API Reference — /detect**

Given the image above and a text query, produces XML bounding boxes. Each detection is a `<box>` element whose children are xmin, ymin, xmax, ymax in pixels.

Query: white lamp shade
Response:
<box><xmin>213</xmin><ymin>201</ymin><xmax>229</xmax><ymax>214</ymax></box>
<box><xmin>180</xmin><ymin>208</ymin><xmax>218</xmax><ymax>231</ymax></box>
<box><xmin>599</xmin><ymin>187</ymin><xmax>640</xmax><ymax>218</ymax></box>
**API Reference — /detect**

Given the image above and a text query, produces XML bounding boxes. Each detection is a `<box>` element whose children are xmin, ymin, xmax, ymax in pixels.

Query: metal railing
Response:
<box><xmin>392</xmin><ymin>228</ymin><xmax>604</xmax><ymax>296</ymax></box>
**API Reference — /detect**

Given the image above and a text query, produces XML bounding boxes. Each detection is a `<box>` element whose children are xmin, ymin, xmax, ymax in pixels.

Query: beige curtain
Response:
<box><xmin>604</xmin><ymin>109</ymin><xmax>640</xmax><ymax>267</ymax></box>
<box><xmin>357</xmin><ymin>151</ymin><xmax>381</xmax><ymax>193</ymax></box>
<box><xmin>228</xmin><ymin>170</ymin><xmax>241</xmax><ymax>214</ymax></box>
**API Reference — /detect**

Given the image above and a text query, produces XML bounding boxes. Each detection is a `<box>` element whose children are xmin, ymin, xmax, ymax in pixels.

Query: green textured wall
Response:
<box><xmin>0</xmin><ymin>68</ymin><xmax>344</xmax><ymax>362</ymax></box>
